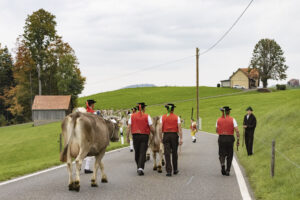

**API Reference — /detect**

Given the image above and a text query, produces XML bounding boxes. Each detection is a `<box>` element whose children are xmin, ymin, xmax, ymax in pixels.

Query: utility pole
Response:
<box><xmin>196</xmin><ymin>47</ymin><xmax>200</xmax><ymax>130</ymax></box>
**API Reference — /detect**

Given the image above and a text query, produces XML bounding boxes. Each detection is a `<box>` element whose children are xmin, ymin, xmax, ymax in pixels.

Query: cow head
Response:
<box><xmin>106</xmin><ymin>118</ymin><xmax>120</xmax><ymax>142</ymax></box>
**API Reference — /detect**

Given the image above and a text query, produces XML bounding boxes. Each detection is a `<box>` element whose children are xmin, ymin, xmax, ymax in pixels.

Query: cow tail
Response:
<box><xmin>60</xmin><ymin>113</ymin><xmax>80</xmax><ymax>162</ymax></box>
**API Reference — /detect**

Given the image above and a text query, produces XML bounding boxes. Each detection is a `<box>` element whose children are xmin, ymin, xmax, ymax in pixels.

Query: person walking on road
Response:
<box><xmin>216</xmin><ymin>106</ymin><xmax>240</xmax><ymax>176</ymax></box>
<box><xmin>243</xmin><ymin>106</ymin><xmax>257</xmax><ymax>156</ymax></box>
<box><xmin>190</xmin><ymin>119</ymin><xmax>197</xmax><ymax>143</ymax></box>
<box><xmin>127</xmin><ymin>102</ymin><xmax>155</xmax><ymax>176</ymax></box>
<box><xmin>160</xmin><ymin>103</ymin><xmax>183</xmax><ymax>177</ymax></box>
<box><xmin>127</xmin><ymin>107</ymin><xmax>137</xmax><ymax>152</ymax></box>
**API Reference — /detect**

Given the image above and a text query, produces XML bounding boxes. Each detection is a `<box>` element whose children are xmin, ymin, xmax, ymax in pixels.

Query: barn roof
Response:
<box><xmin>32</xmin><ymin>95</ymin><xmax>71</xmax><ymax>110</ymax></box>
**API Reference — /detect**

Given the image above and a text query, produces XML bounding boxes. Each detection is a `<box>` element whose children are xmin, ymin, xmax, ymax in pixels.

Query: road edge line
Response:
<box><xmin>232</xmin><ymin>157</ymin><xmax>252</xmax><ymax>200</ymax></box>
<box><xmin>200</xmin><ymin>131</ymin><xmax>252</xmax><ymax>200</ymax></box>
<box><xmin>0</xmin><ymin>146</ymin><xmax>129</xmax><ymax>186</ymax></box>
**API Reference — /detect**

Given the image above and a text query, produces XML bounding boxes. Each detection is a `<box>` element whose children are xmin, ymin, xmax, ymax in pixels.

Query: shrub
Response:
<box><xmin>217</xmin><ymin>83</ymin><xmax>221</xmax><ymax>88</ymax></box>
<box><xmin>276</xmin><ymin>84</ymin><xmax>286</xmax><ymax>90</ymax></box>
<box><xmin>0</xmin><ymin>115</ymin><xmax>7</xmax><ymax>126</ymax></box>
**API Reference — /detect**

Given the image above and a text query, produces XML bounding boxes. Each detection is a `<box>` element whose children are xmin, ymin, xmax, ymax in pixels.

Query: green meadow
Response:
<box><xmin>1</xmin><ymin>86</ymin><xmax>299</xmax><ymax>200</ymax></box>
<box><xmin>78</xmin><ymin>86</ymin><xmax>240</xmax><ymax>110</ymax></box>
<box><xmin>0</xmin><ymin>122</ymin><xmax>128</xmax><ymax>181</ymax></box>
<box><xmin>146</xmin><ymin>89</ymin><xmax>300</xmax><ymax>200</ymax></box>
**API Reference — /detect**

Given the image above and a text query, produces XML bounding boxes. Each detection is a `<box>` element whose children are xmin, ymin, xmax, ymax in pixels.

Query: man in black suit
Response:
<box><xmin>243</xmin><ymin>106</ymin><xmax>257</xmax><ymax>156</ymax></box>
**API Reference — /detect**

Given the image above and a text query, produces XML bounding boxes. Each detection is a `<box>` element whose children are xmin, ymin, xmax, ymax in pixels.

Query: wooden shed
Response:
<box><xmin>32</xmin><ymin>95</ymin><xmax>71</xmax><ymax>126</ymax></box>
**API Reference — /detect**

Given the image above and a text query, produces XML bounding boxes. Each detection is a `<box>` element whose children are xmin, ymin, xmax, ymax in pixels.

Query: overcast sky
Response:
<box><xmin>0</xmin><ymin>0</ymin><xmax>299</xmax><ymax>96</ymax></box>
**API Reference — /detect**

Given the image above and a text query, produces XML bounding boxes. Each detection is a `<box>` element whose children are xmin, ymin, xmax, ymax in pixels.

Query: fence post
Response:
<box><xmin>271</xmin><ymin>140</ymin><xmax>275</xmax><ymax>178</ymax></box>
<box><xmin>59</xmin><ymin>133</ymin><xmax>62</xmax><ymax>153</ymax></box>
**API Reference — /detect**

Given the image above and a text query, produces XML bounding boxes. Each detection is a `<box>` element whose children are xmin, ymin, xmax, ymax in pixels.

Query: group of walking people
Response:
<box><xmin>126</xmin><ymin>102</ymin><xmax>182</xmax><ymax>176</ymax></box>
<box><xmin>85</xmin><ymin>99</ymin><xmax>257</xmax><ymax>177</ymax></box>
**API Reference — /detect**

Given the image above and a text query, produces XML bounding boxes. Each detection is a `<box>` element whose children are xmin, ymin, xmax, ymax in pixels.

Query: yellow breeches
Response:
<box><xmin>191</xmin><ymin>130</ymin><xmax>196</xmax><ymax>137</ymax></box>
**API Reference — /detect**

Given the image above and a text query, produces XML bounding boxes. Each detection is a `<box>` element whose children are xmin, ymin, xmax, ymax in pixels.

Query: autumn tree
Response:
<box><xmin>0</xmin><ymin>44</ymin><xmax>15</xmax><ymax>125</ymax></box>
<box><xmin>11</xmin><ymin>39</ymin><xmax>37</xmax><ymax>122</ymax></box>
<box><xmin>249</xmin><ymin>39</ymin><xmax>288</xmax><ymax>88</ymax></box>
<box><xmin>23</xmin><ymin>8</ymin><xmax>56</xmax><ymax>95</ymax></box>
<box><xmin>12</xmin><ymin>9</ymin><xmax>85</xmax><ymax>122</ymax></box>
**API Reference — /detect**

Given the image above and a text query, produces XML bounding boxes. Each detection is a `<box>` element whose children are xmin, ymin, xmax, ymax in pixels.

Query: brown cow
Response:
<box><xmin>146</xmin><ymin>116</ymin><xmax>165</xmax><ymax>173</ymax></box>
<box><xmin>60</xmin><ymin>112</ymin><xmax>119</xmax><ymax>192</ymax></box>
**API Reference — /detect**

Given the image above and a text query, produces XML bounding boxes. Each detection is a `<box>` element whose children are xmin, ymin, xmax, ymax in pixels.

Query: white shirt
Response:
<box><xmin>247</xmin><ymin>114</ymin><xmax>250</xmax><ymax>120</ymax></box>
<box><xmin>128</xmin><ymin>115</ymin><xmax>153</xmax><ymax>126</ymax></box>
<box><xmin>120</xmin><ymin>127</ymin><xmax>123</xmax><ymax>133</ymax></box>
<box><xmin>216</xmin><ymin>118</ymin><xmax>238</xmax><ymax>128</ymax></box>
<box><xmin>159</xmin><ymin>116</ymin><xmax>181</xmax><ymax>124</ymax></box>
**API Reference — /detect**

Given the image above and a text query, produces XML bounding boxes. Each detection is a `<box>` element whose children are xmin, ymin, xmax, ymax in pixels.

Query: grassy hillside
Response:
<box><xmin>0</xmin><ymin>122</ymin><xmax>128</xmax><ymax>181</ymax></box>
<box><xmin>78</xmin><ymin>86</ymin><xmax>240</xmax><ymax>110</ymax></box>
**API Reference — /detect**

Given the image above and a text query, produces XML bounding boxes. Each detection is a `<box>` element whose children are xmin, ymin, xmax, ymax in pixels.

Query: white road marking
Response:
<box><xmin>186</xmin><ymin>176</ymin><xmax>194</xmax><ymax>185</ymax></box>
<box><xmin>202</xmin><ymin>132</ymin><xmax>252</xmax><ymax>200</ymax></box>
<box><xmin>0</xmin><ymin>146</ymin><xmax>130</xmax><ymax>186</ymax></box>
<box><xmin>232</xmin><ymin>157</ymin><xmax>252</xmax><ymax>200</ymax></box>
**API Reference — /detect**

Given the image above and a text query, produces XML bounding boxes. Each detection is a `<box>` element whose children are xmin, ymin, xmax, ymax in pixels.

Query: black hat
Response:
<box><xmin>165</xmin><ymin>103</ymin><xmax>176</xmax><ymax>109</ymax></box>
<box><xmin>137</xmin><ymin>102</ymin><xmax>147</xmax><ymax>108</ymax></box>
<box><xmin>132</xmin><ymin>107</ymin><xmax>137</xmax><ymax>111</ymax></box>
<box><xmin>87</xmin><ymin>99</ymin><xmax>96</xmax><ymax>105</ymax></box>
<box><xmin>246</xmin><ymin>106</ymin><xmax>253</xmax><ymax>111</ymax></box>
<box><xmin>220</xmin><ymin>106</ymin><xmax>231</xmax><ymax>111</ymax></box>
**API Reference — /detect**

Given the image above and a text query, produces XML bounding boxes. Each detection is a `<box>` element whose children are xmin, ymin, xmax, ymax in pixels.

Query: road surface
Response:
<box><xmin>0</xmin><ymin>130</ymin><xmax>252</xmax><ymax>200</ymax></box>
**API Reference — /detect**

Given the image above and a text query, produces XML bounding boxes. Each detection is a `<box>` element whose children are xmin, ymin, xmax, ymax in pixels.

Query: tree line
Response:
<box><xmin>0</xmin><ymin>9</ymin><xmax>85</xmax><ymax>126</ymax></box>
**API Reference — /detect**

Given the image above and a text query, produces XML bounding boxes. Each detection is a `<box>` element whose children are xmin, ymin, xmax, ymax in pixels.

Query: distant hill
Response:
<box><xmin>121</xmin><ymin>84</ymin><xmax>156</xmax><ymax>89</ymax></box>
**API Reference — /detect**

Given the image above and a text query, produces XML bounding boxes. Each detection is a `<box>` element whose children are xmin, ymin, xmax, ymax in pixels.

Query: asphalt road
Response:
<box><xmin>0</xmin><ymin>130</ymin><xmax>250</xmax><ymax>200</ymax></box>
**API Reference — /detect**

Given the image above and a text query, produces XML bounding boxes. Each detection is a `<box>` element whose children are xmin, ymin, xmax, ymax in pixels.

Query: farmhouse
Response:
<box><xmin>220</xmin><ymin>68</ymin><xmax>260</xmax><ymax>89</ymax></box>
<box><xmin>32</xmin><ymin>95</ymin><xmax>71</xmax><ymax>126</ymax></box>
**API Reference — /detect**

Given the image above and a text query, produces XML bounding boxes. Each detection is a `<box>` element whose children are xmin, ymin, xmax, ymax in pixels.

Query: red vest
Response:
<box><xmin>217</xmin><ymin>116</ymin><xmax>234</xmax><ymax>135</ymax></box>
<box><xmin>131</xmin><ymin>112</ymin><xmax>150</xmax><ymax>134</ymax></box>
<box><xmin>86</xmin><ymin>102</ymin><xmax>95</xmax><ymax>113</ymax></box>
<box><xmin>162</xmin><ymin>113</ymin><xmax>179</xmax><ymax>133</ymax></box>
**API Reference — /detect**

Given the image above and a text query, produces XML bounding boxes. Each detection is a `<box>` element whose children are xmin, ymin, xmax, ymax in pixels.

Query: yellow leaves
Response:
<box><xmin>3</xmin><ymin>86</ymin><xmax>24</xmax><ymax>116</ymax></box>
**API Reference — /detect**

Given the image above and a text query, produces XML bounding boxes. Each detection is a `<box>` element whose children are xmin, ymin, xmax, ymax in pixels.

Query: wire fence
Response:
<box><xmin>254</xmin><ymin>135</ymin><xmax>300</xmax><ymax>169</ymax></box>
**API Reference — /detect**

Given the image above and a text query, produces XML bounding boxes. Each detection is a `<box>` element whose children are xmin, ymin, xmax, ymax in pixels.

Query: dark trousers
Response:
<box><xmin>163</xmin><ymin>132</ymin><xmax>179</xmax><ymax>173</ymax></box>
<box><xmin>132</xmin><ymin>134</ymin><xmax>149</xmax><ymax>170</ymax></box>
<box><xmin>245</xmin><ymin>129</ymin><xmax>254</xmax><ymax>155</ymax></box>
<box><xmin>218</xmin><ymin>135</ymin><xmax>235</xmax><ymax>171</ymax></box>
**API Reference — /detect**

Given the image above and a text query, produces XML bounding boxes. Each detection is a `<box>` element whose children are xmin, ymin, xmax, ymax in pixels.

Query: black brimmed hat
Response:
<box><xmin>137</xmin><ymin>102</ymin><xmax>147</xmax><ymax>108</ymax></box>
<box><xmin>220</xmin><ymin>106</ymin><xmax>232</xmax><ymax>111</ymax></box>
<box><xmin>87</xmin><ymin>99</ymin><xmax>96</xmax><ymax>105</ymax></box>
<box><xmin>246</xmin><ymin>106</ymin><xmax>253</xmax><ymax>111</ymax></box>
<box><xmin>165</xmin><ymin>103</ymin><xmax>176</xmax><ymax>109</ymax></box>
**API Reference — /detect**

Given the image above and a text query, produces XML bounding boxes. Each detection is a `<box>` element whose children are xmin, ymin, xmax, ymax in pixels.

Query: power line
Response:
<box><xmin>200</xmin><ymin>0</ymin><xmax>254</xmax><ymax>56</ymax></box>
<box><xmin>89</xmin><ymin>0</ymin><xmax>254</xmax><ymax>86</ymax></box>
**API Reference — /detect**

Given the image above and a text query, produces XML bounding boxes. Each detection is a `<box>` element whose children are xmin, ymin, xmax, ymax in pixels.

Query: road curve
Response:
<box><xmin>0</xmin><ymin>130</ymin><xmax>251</xmax><ymax>200</ymax></box>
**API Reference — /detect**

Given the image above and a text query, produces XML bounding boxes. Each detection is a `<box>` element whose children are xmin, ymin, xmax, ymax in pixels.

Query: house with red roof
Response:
<box><xmin>221</xmin><ymin>68</ymin><xmax>260</xmax><ymax>89</ymax></box>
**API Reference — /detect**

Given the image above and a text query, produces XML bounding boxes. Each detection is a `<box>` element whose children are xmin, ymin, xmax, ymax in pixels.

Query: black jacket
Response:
<box><xmin>243</xmin><ymin>114</ymin><xmax>257</xmax><ymax>131</ymax></box>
